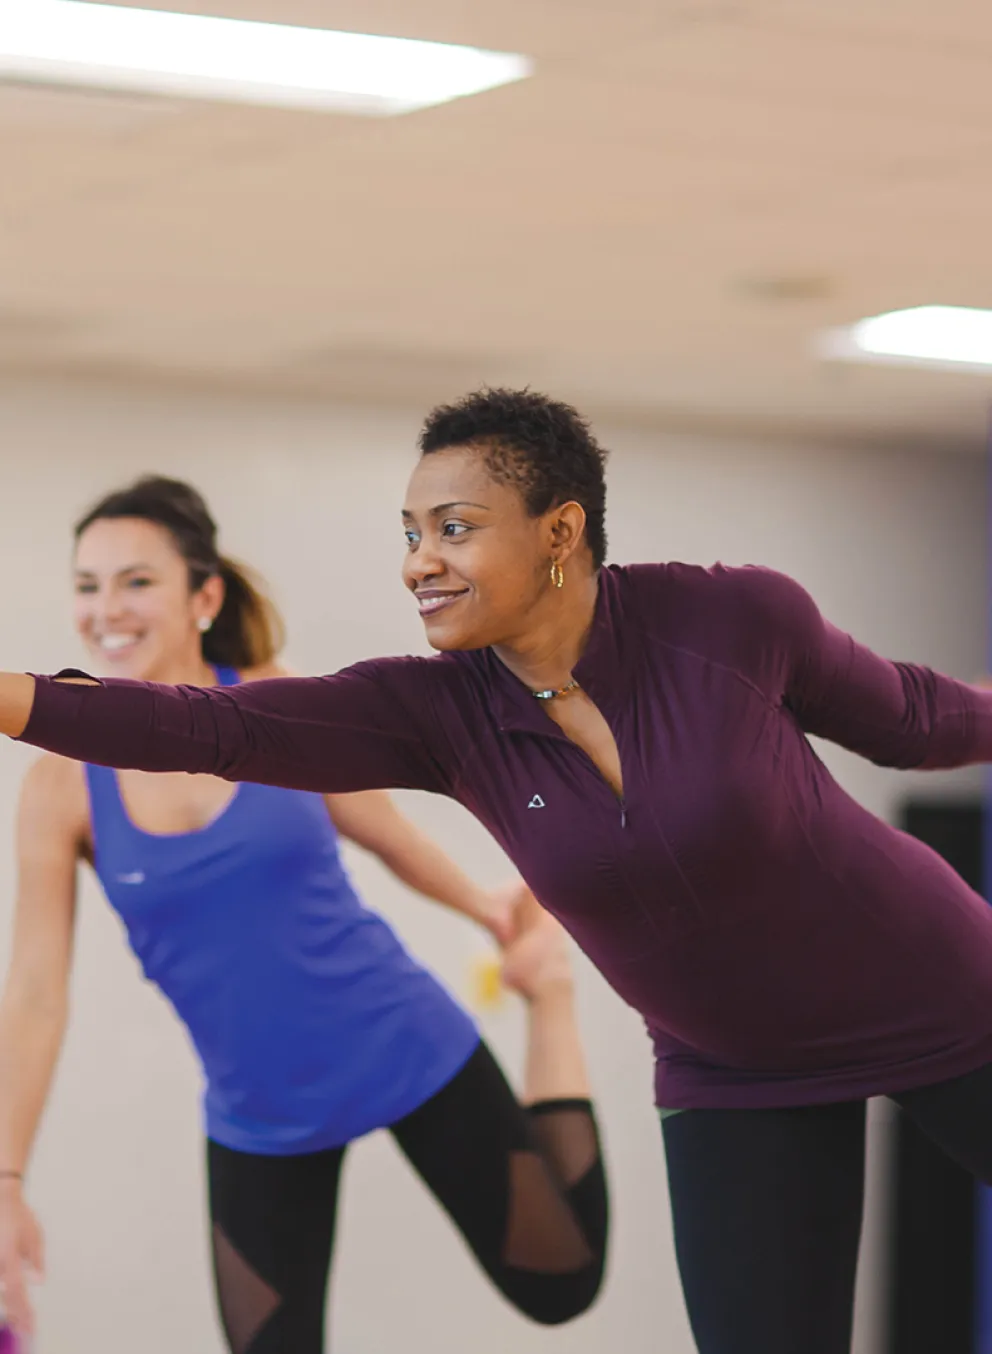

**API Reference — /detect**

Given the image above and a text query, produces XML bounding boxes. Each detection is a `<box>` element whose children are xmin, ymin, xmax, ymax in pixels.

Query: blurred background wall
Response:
<box><xmin>3</xmin><ymin>1</ymin><xmax>992</xmax><ymax>1349</ymax></box>
<box><xmin>0</xmin><ymin>377</ymin><xmax>983</xmax><ymax>1352</ymax></box>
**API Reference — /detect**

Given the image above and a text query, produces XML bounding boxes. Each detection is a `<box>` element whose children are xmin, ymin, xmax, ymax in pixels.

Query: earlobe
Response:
<box><xmin>194</xmin><ymin>573</ymin><xmax>226</xmax><ymax>636</ymax></box>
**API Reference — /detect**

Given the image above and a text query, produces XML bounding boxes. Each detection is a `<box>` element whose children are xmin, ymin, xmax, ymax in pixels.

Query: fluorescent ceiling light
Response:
<box><xmin>0</xmin><ymin>0</ymin><xmax>532</xmax><ymax>115</ymax></box>
<box><xmin>819</xmin><ymin>305</ymin><xmax>992</xmax><ymax>372</ymax></box>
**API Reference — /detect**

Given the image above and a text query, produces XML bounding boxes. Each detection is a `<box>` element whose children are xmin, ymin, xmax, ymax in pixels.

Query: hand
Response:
<box><xmin>500</xmin><ymin>894</ymin><xmax>574</xmax><ymax>1002</ymax></box>
<box><xmin>474</xmin><ymin>878</ymin><xmax>535</xmax><ymax>947</ymax></box>
<box><xmin>0</xmin><ymin>1182</ymin><xmax>43</xmax><ymax>1337</ymax></box>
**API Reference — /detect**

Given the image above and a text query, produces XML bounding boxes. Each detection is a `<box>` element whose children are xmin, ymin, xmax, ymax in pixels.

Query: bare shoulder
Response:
<box><xmin>22</xmin><ymin>752</ymin><xmax>87</xmax><ymax>804</ymax></box>
<box><xmin>19</xmin><ymin>753</ymin><xmax>89</xmax><ymax>838</ymax></box>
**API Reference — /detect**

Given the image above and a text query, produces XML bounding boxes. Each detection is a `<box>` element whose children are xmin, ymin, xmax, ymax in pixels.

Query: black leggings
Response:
<box><xmin>662</xmin><ymin>1060</ymin><xmax>992</xmax><ymax>1354</ymax></box>
<box><xmin>207</xmin><ymin>1042</ymin><xmax>608</xmax><ymax>1353</ymax></box>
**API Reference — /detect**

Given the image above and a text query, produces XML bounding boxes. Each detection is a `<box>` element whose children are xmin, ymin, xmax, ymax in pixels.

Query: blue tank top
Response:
<box><xmin>84</xmin><ymin>666</ymin><xmax>478</xmax><ymax>1154</ymax></box>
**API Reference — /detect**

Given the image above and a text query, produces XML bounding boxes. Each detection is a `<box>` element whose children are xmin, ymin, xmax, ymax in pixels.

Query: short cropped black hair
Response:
<box><xmin>418</xmin><ymin>388</ymin><xmax>609</xmax><ymax>568</ymax></box>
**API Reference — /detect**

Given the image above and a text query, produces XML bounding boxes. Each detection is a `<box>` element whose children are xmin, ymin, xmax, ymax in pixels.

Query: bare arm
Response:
<box><xmin>0</xmin><ymin>674</ymin><xmax>38</xmax><ymax>739</ymax></box>
<box><xmin>326</xmin><ymin>791</ymin><xmax>514</xmax><ymax>943</ymax></box>
<box><xmin>0</xmin><ymin>754</ymin><xmax>86</xmax><ymax>1331</ymax></box>
<box><xmin>0</xmin><ymin>755</ymin><xmax>83</xmax><ymax>1170</ymax></box>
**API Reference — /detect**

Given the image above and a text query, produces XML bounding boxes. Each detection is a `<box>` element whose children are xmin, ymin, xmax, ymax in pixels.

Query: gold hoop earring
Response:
<box><xmin>550</xmin><ymin>561</ymin><xmax>564</xmax><ymax>589</ymax></box>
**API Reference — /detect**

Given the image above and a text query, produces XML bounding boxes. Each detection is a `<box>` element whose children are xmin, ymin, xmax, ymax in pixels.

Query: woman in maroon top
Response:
<box><xmin>5</xmin><ymin>386</ymin><xmax>992</xmax><ymax>1353</ymax></box>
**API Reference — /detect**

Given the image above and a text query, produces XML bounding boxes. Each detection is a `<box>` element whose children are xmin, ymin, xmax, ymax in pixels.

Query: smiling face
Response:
<box><xmin>402</xmin><ymin>446</ymin><xmax>582</xmax><ymax>652</ymax></box>
<box><xmin>73</xmin><ymin>516</ymin><xmax>222</xmax><ymax>682</ymax></box>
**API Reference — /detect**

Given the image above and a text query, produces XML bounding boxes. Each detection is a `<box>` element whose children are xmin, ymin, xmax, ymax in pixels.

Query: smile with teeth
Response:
<box><xmin>99</xmin><ymin>633</ymin><xmax>142</xmax><ymax>652</ymax></box>
<box><xmin>416</xmin><ymin>591</ymin><xmax>467</xmax><ymax>618</ymax></box>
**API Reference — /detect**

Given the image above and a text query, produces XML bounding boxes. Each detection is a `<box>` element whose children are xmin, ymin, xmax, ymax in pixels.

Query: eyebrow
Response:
<box><xmin>73</xmin><ymin>562</ymin><xmax>155</xmax><ymax>577</ymax></box>
<box><xmin>401</xmin><ymin>501</ymin><xmax>492</xmax><ymax>519</ymax></box>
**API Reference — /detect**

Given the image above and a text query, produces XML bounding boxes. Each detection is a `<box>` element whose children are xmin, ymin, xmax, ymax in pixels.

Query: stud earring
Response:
<box><xmin>198</xmin><ymin>616</ymin><xmax>213</xmax><ymax>633</ymax></box>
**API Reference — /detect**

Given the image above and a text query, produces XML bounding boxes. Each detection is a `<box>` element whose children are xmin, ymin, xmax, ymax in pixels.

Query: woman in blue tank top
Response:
<box><xmin>0</xmin><ymin>477</ymin><xmax>608</xmax><ymax>1350</ymax></box>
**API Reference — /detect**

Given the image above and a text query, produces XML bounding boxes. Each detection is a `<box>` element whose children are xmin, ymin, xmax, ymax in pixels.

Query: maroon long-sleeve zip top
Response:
<box><xmin>19</xmin><ymin>563</ymin><xmax>992</xmax><ymax>1108</ymax></box>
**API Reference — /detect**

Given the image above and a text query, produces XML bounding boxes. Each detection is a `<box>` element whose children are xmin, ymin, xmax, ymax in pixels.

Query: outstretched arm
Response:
<box><xmin>1</xmin><ymin>660</ymin><xmax>453</xmax><ymax>795</ymax></box>
<box><xmin>327</xmin><ymin>790</ymin><xmax>516</xmax><ymax>943</ymax></box>
<box><xmin>0</xmin><ymin>675</ymin><xmax>37</xmax><ymax>740</ymax></box>
<box><xmin>732</xmin><ymin>567</ymin><xmax>992</xmax><ymax>770</ymax></box>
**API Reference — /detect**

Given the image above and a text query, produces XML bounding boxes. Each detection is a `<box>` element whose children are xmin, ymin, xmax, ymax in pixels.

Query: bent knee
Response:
<box><xmin>503</xmin><ymin>1264</ymin><xmax>605</xmax><ymax>1325</ymax></box>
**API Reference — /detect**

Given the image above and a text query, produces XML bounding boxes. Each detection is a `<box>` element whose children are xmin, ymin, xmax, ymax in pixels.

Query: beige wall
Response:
<box><xmin>0</xmin><ymin>377</ymin><xmax>983</xmax><ymax>1353</ymax></box>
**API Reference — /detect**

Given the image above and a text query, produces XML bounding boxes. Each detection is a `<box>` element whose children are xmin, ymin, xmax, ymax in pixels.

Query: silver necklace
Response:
<box><xmin>532</xmin><ymin>678</ymin><xmax>580</xmax><ymax>701</ymax></box>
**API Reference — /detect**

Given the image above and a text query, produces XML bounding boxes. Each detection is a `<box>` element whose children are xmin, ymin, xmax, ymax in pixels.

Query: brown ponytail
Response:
<box><xmin>206</xmin><ymin>555</ymin><xmax>284</xmax><ymax>669</ymax></box>
<box><xmin>74</xmin><ymin>476</ymin><xmax>285</xmax><ymax>672</ymax></box>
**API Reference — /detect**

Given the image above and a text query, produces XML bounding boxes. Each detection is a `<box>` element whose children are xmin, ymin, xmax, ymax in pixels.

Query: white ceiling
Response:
<box><xmin>4</xmin><ymin>0</ymin><xmax>992</xmax><ymax>450</ymax></box>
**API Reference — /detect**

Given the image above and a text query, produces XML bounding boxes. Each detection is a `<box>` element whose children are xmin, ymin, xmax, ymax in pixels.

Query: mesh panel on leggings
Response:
<box><xmin>502</xmin><ymin>1150</ymin><xmax>596</xmax><ymax>1272</ymax></box>
<box><xmin>501</xmin><ymin>1100</ymin><xmax>603</xmax><ymax>1273</ymax></box>
<box><xmin>212</xmin><ymin>1223</ymin><xmax>282</xmax><ymax>1354</ymax></box>
<box><xmin>528</xmin><ymin>1104</ymin><xmax>601</xmax><ymax>1187</ymax></box>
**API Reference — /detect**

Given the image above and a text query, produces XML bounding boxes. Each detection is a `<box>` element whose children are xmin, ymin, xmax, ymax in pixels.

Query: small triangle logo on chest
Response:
<box><xmin>528</xmin><ymin>795</ymin><xmax>545</xmax><ymax>809</ymax></box>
